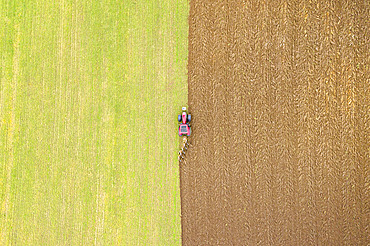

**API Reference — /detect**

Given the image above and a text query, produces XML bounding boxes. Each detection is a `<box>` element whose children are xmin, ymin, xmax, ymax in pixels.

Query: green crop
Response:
<box><xmin>0</xmin><ymin>0</ymin><xmax>188</xmax><ymax>245</ymax></box>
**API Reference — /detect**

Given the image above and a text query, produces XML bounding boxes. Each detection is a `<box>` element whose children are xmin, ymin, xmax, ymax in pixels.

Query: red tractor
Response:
<box><xmin>178</xmin><ymin>107</ymin><xmax>191</xmax><ymax>136</ymax></box>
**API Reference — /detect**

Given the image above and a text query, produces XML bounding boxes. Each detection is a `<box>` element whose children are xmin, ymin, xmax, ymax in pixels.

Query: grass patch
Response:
<box><xmin>0</xmin><ymin>0</ymin><xmax>188</xmax><ymax>244</ymax></box>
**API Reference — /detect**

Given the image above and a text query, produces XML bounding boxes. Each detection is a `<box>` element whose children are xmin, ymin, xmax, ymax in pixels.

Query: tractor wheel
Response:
<box><xmin>178</xmin><ymin>115</ymin><xmax>182</xmax><ymax>122</ymax></box>
<box><xmin>187</xmin><ymin>114</ymin><xmax>191</xmax><ymax>122</ymax></box>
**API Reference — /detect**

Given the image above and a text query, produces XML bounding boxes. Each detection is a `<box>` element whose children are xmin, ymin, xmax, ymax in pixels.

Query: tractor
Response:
<box><xmin>178</xmin><ymin>107</ymin><xmax>191</xmax><ymax>136</ymax></box>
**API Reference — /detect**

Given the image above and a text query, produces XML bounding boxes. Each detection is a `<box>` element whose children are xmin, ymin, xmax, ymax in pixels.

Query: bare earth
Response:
<box><xmin>180</xmin><ymin>0</ymin><xmax>369</xmax><ymax>245</ymax></box>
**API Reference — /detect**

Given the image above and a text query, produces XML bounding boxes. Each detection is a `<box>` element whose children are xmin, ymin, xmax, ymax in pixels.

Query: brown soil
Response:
<box><xmin>180</xmin><ymin>1</ymin><xmax>369</xmax><ymax>245</ymax></box>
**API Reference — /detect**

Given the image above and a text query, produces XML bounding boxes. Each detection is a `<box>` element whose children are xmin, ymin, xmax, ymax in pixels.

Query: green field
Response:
<box><xmin>0</xmin><ymin>0</ymin><xmax>188</xmax><ymax>245</ymax></box>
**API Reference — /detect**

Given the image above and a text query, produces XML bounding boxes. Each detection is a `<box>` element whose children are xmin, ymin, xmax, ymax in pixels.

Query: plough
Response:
<box><xmin>178</xmin><ymin>136</ymin><xmax>190</xmax><ymax>161</ymax></box>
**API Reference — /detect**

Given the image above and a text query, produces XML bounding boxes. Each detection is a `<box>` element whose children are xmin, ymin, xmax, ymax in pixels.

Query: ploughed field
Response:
<box><xmin>181</xmin><ymin>0</ymin><xmax>369</xmax><ymax>245</ymax></box>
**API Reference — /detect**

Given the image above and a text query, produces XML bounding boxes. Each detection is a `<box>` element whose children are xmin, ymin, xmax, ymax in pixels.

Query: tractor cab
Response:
<box><xmin>179</xmin><ymin>124</ymin><xmax>190</xmax><ymax>136</ymax></box>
